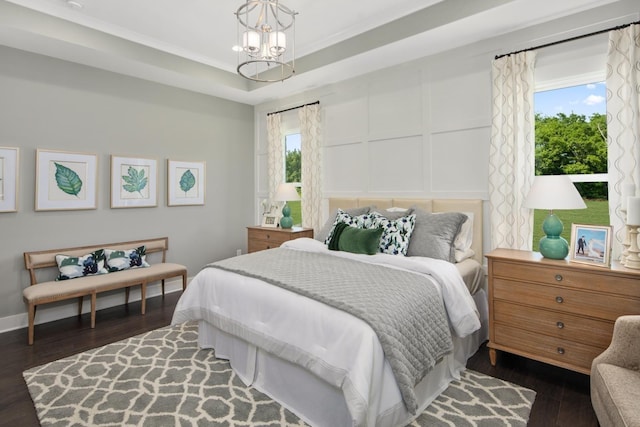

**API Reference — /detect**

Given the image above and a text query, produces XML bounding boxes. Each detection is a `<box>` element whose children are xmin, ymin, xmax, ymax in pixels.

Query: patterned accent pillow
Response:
<box><xmin>105</xmin><ymin>246</ymin><xmax>150</xmax><ymax>272</ymax></box>
<box><xmin>323</xmin><ymin>209</ymin><xmax>379</xmax><ymax>244</ymax></box>
<box><xmin>56</xmin><ymin>249</ymin><xmax>108</xmax><ymax>281</ymax></box>
<box><xmin>370</xmin><ymin>212</ymin><xmax>417</xmax><ymax>256</ymax></box>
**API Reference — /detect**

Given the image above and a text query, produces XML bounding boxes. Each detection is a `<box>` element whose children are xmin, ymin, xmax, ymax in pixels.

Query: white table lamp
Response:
<box><xmin>273</xmin><ymin>183</ymin><xmax>300</xmax><ymax>229</ymax></box>
<box><xmin>523</xmin><ymin>175</ymin><xmax>587</xmax><ymax>259</ymax></box>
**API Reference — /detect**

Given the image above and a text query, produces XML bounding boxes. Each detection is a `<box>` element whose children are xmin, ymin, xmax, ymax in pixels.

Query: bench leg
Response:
<box><xmin>140</xmin><ymin>282</ymin><xmax>147</xmax><ymax>315</ymax></box>
<box><xmin>90</xmin><ymin>292</ymin><xmax>96</xmax><ymax>329</ymax></box>
<box><xmin>28</xmin><ymin>304</ymin><xmax>36</xmax><ymax>345</ymax></box>
<box><xmin>182</xmin><ymin>273</ymin><xmax>187</xmax><ymax>291</ymax></box>
<box><xmin>125</xmin><ymin>287</ymin><xmax>130</xmax><ymax>305</ymax></box>
<box><xmin>77</xmin><ymin>296</ymin><xmax>83</xmax><ymax>316</ymax></box>
<box><xmin>161</xmin><ymin>279</ymin><xmax>165</xmax><ymax>297</ymax></box>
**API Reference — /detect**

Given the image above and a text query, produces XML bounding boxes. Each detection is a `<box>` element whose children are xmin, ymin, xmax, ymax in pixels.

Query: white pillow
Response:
<box><xmin>454</xmin><ymin>212</ymin><xmax>474</xmax><ymax>253</ymax></box>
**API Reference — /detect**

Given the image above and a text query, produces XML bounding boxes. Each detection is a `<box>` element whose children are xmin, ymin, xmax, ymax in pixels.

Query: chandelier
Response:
<box><xmin>235</xmin><ymin>0</ymin><xmax>297</xmax><ymax>83</ymax></box>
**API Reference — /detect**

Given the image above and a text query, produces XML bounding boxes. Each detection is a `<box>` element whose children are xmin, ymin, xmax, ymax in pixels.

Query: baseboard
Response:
<box><xmin>0</xmin><ymin>277</ymin><xmax>189</xmax><ymax>334</ymax></box>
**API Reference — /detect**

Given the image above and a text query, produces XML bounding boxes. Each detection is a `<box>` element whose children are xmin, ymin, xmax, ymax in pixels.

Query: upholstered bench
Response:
<box><xmin>23</xmin><ymin>237</ymin><xmax>187</xmax><ymax>345</ymax></box>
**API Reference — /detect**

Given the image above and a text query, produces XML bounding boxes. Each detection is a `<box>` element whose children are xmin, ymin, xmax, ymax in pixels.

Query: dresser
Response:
<box><xmin>486</xmin><ymin>248</ymin><xmax>640</xmax><ymax>375</ymax></box>
<box><xmin>247</xmin><ymin>226</ymin><xmax>314</xmax><ymax>253</ymax></box>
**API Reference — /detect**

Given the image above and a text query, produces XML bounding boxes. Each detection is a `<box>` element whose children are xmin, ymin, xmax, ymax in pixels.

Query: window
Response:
<box><xmin>533</xmin><ymin>82</ymin><xmax>609</xmax><ymax>245</ymax></box>
<box><xmin>285</xmin><ymin>132</ymin><xmax>302</xmax><ymax>226</ymax></box>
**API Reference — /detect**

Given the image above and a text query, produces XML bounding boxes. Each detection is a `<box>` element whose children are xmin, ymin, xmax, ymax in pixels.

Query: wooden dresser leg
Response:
<box><xmin>489</xmin><ymin>348</ymin><xmax>497</xmax><ymax>366</ymax></box>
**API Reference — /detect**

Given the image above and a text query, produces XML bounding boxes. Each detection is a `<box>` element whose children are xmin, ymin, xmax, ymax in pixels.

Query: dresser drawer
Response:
<box><xmin>491</xmin><ymin>260</ymin><xmax>640</xmax><ymax>297</ymax></box>
<box><xmin>493</xmin><ymin>324</ymin><xmax>603</xmax><ymax>372</ymax></box>
<box><xmin>493</xmin><ymin>300</ymin><xmax>614</xmax><ymax>348</ymax></box>
<box><xmin>493</xmin><ymin>278</ymin><xmax>640</xmax><ymax>322</ymax></box>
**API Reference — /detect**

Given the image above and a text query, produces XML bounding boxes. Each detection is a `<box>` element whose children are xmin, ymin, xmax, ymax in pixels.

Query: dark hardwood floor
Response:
<box><xmin>1</xmin><ymin>292</ymin><xmax>599</xmax><ymax>427</ymax></box>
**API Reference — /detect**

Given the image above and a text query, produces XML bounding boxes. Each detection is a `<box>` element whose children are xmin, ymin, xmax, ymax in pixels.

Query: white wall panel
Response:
<box><xmin>431</xmin><ymin>127</ymin><xmax>489</xmax><ymax>193</ymax></box>
<box><xmin>324</xmin><ymin>143</ymin><xmax>366</xmax><ymax>192</ymax></box>
<box><xmin>369</xmin><ymin>136</ymin><xmax>424</xmax><ymax>192</ymax></box>
<box><xmin>430</xmin><ymin>70</ymin><xmax>490</xmax><ymax>134</ymax></box>
<box><xmin>324</xmin><ymin>98</ymin><xmax>367</xmax><ymax>146</ymax></box>
<box><xmin>368</xmin><ymin>74</ymin><xmax>422</xmax><ymax>140</ymax></box>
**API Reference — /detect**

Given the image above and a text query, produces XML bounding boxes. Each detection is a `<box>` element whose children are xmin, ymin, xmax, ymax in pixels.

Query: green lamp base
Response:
<box><xmin>280</xmin><ymin>203</ymin><xmax>293</xmax><ymax>229</ymax></box>
<box><xmin>538</xmin><ymin>212</ymin><xmax>569</xmax><ymax>259</ymax></box>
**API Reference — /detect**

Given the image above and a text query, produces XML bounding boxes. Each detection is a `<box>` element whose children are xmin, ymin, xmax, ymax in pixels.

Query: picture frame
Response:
<box><xmin>35</xmin><ymin>149</ymin><xmax>97</xmax><ymax>211</ymax></box>
<box><xmin>570</xmin><ymin>223</ymin><xmax>613</xmax><ymax>267</ymax></box>
<box><xmin>110</xmin><ymin>156</ymin><xmax>158</xmax><ymax>208</ymax></box>
<box><xmin>261</xmin><ymin>213</ymin><xmax>280</xmax><ymax>228</ymax></box>
<box><xmin>0</xmin><ymin>147</ymin><xmax>19</xmax><ymax>213</ymax></box>
<box><xmin>167</xmin><ymin>160</ymin><xmax>205</xmax><ymax>206</ymax></box>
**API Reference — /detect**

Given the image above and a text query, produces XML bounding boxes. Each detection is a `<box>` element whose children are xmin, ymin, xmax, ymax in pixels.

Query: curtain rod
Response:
<box><xmin>267</xmin><ymin>100</ymin><xmax>320</xmax><ymax>116</ymax></box>
<box><xmin>494</xmin><ymin>20</ymin><xmax>639</xmax><ymax>60</ymax></box>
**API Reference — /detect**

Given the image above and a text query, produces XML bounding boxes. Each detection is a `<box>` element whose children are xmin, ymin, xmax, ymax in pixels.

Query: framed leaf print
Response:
<box><xmin>167</xmin><ymin>160</ymin><xmax>205</xmax><ymax>206</ymax></box>
<box><xmin>110</xmin><ymin>156</ymin><xmax>158</xmax><ymax>208</ymax></box>
<box><xmin>36</xmin><ymin>149</ymin><xmax>97</xmax><ymax>211</ymax></box>
<box><xmin>0</xmin><ymin>147</ymin><xmax>19</xmax><ymax>213</ymax></box>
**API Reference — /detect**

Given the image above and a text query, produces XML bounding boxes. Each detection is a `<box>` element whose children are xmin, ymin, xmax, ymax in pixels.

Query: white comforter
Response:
<box><xmin>171</xmin><ymin>238</ymin><xmax>480</xmax><ymax>426</ymax></box>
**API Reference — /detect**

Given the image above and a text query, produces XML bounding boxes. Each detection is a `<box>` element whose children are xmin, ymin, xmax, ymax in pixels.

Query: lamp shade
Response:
<box><xmin>523</xmin><ymin>175</ymin><xmax>586</xmax><ymax>211</ymax></box>
<box><xmin>274</xmin><ymin>183</ymin><xmax>300</xmax><ymax>202</ymax></box>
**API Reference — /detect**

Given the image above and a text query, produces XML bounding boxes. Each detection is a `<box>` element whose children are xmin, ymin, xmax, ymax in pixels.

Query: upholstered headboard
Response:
<box><xmin>327</xmin><ymin>198</ymin><xmax>483</xmax><ymax>264</ymax></box>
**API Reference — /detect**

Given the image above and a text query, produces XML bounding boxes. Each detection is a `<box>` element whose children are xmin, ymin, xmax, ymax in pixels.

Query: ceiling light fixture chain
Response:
<box><xmin>235</xmin><ymin>0</ymin><xmax>297</xmax><ymax>83</ymax></box>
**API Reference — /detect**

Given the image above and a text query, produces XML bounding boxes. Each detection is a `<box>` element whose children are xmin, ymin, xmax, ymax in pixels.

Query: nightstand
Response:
<box><xmin>247</xmin><ymin>226</ymin><xmax>314</xmax><ymax>253</ymax></box>
<box><xmin>486</xmin><ymin>248</ymin><xmax>640</xmax><ymax>375</ymax></box>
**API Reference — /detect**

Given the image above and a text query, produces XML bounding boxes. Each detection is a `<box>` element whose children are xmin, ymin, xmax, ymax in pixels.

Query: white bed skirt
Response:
<box><xmin>196</xmin><ymin>289</ymin><xmax>489</xmax><ymax>427</ymax></box>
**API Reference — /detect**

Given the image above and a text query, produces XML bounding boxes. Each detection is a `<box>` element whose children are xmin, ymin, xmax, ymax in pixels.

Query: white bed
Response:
<box><xmin>172</xmin><ymin>198</ymin><xmax>488</xmax><ymax>427</ymax></box>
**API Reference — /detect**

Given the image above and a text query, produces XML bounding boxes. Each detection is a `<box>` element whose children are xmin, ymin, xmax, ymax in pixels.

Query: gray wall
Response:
<box><xmin>0</xmin><ymin>46</ymin><xmax>254</xmax><ymax>330</ymax></box>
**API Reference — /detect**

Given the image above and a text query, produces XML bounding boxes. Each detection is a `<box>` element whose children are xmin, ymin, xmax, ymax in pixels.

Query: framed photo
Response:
<box><xmin>261</xmin><ymin>213</ymin><xmax>280</xmax><ymax>228</ymax></box>
<box><xmin>570</xmin><ymin>223</ymin><xmax>613</xmax><ymax>267</ymax></box>
<box><xmin>110</xmin><ymin>156</ymin><xmax>158</xmax><ymax>208</ymax></box>
<box><xmin>0</xmin><ymin>147</ymin><xmax>19</xmax><ymax>213</ymax></box>
<box><xmin>167</xmin><ymin>160</ymin><xmax>205</xmax><ymax>206</ymax></box>
<box><xmin>36</xmin><ymin>149</ymin><xmax>97</xmax><ymax>211</ymax></box>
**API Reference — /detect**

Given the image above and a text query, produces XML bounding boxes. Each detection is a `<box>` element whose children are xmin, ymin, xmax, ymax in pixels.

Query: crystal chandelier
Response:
<box><xmin>235</xmin><ymin>0</ymin><xmax>297</xmax><ymax>83</ymax></box>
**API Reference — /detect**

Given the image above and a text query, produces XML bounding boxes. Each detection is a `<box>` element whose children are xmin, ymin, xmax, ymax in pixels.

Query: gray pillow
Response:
<box><xmin>315</xmin><ymin>206</ymin><xmax>371</xmax><ymax>242</ymax></box>
<box><xmin>407</xmin><ymin>208</ymin><xmax>468</xmax><ymax>262</ymax></box>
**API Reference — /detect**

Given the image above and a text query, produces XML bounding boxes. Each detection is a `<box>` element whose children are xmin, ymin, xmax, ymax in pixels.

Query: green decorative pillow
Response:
<box><xmin>328</xmin><ymin>222</ymin><xmax>383</xmax><ymax>255</ymax></box>
<box><xmin>323</xmin><ymin>209</ymin><xmax>379</xmax><ymax>245</ymax></box>
<box><xmin>56</xmin><ymin>249</ymin><xmax>108</xmax><ymax>280</ymax></box>
<box><xmin>105</xmin><ymin>246</ymin><xmax>150</xmax><ymax>272</ymax></box>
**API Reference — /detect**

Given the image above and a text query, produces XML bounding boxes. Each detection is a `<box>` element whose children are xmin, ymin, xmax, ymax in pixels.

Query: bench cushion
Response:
<box><xmin>24</xmin><ymin>263</ymin><xmax>187</xmax><ymax>304</ymax></box>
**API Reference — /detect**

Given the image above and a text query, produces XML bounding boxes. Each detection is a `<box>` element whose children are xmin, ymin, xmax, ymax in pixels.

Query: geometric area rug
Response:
<box><xmin>24</xmin><ymin>322</ymin><xmax>535</xmax><ymax>427</ymax></box>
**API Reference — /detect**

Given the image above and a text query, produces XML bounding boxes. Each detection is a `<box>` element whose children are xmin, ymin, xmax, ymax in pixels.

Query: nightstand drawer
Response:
<box><xmin>493</xmin><ymin>278</ymin><xmax>639</xmax><ymax>321</ymax></box>
<box><xmin>491</xmin><ymin>260</ymin><xmax>640</xmax><ymax>296</ymax></box>
<box><xmin>249</xmin><ymin>229</ymin><xmax>288</xmax><ymax>244</ymax></box>
<box><xmin>493</xmin><ymin>324</ymin><xmax>603</xmax><ymax>372</ymax></box>
<box><xmin>493</xmin><ymin>300</ymin><xmax>614</xmax><ymax>348</ymax></box>
<box><xmin>248</xmin><ymin>239</ymin><xmax>281</xmax><ymax>252</ymax></box>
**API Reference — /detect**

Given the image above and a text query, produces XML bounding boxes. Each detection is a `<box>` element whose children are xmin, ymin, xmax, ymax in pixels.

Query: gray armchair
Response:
<box><xmin>591</xmin><ymin>315</ymin><xmax>640</xmax><ymax>427</ymax></box>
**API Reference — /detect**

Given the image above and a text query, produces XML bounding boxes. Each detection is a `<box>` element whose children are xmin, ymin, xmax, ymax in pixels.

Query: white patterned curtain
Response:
<box><xmin>299</xmin><ymin>104</ymin><xmax>323</xmax><ymax>232</ymax></box>
<box><xmin>266</xmin><ymin>113</ymin><xmax>284</xmax><ymax>201</ymax></box>
<box><xmin>607</xmin><ymin>24</ymin><xmax>640</xmax><ymax>260</ymax></box>
<box><xmin>489</xmin><ymin>51</ymin><xmax>537</xmax><ymax>251</ymax></box>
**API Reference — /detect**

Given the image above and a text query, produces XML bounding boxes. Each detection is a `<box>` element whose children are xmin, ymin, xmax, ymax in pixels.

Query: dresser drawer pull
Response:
<box><xmin>557</xmin><ymin>347</ymin><xmax>565</xmax><ymax>355</ymax></box>
<box><xmin>556</xmin><ymin>321</ymin><xmax>564</xmax><ymax>329</ymax></box>
<box><xmin>266</xmin><ymin>234</ymin><xmax>271</xmax><ymax>239</ymax></box>
<box><xmin>555</xmin><ymin>274</ymin><xmax>563</xmax><ymax>282</ymax></box>
<box><xmin>555</xmin><ymin>296</ymin><xmax>564</xmax><ymax>304</ymax></box>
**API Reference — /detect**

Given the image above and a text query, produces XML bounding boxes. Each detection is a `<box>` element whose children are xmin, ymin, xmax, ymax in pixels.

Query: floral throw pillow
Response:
<box><xmin>371</xmin><ymin>212</ymin><xmax>417</xmax><ymax>256</ymax></box>
<box><xmin>56</xmin><ymin>249</ymin><xmax>108</xmax><ymax>281</ymax></box>
<box><xmin>105</xmin><ymin>246</ymin><xmax>150</xmax><ymax>272</ymax></box>
<box><xmin>323</xmin><ymin>209</ymin><xmax>379</xmax><ymax>244</ymax></box>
